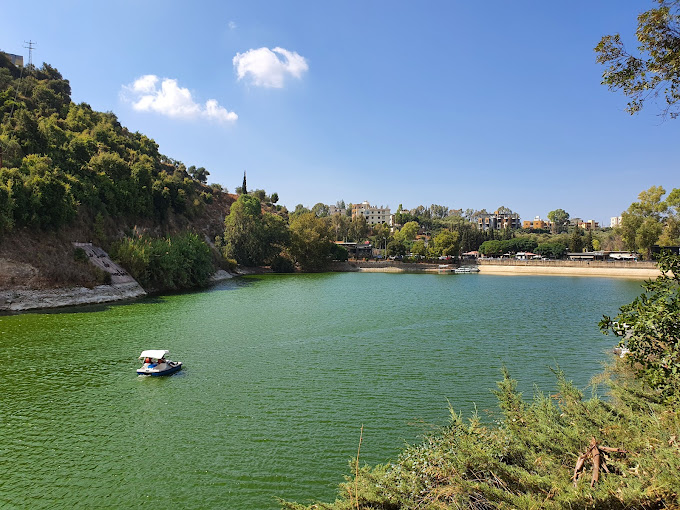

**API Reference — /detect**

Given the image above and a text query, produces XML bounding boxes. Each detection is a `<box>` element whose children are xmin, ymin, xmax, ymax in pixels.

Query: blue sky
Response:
<box><xmin>2</xmin><ymin>0</ymin><xmax>678</xmax><ymax>225</ymax></box>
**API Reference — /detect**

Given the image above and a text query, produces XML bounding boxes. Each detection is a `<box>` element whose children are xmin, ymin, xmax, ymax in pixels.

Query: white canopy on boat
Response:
<box><xmin>139</xmin><ymin>350</ymin><xmax>170</xmax><ymax>360</ymax></box>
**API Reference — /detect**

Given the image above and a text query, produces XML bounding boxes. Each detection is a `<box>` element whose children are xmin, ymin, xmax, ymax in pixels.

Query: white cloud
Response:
<box><xmin>233</xmin><ymin>47</ymin><xmax>308</xmax><ymax>88</ymax></box>
<box><xmin>121</xmin><ymin>75</ymin><xmax>237</xmax><ymax>123</ymax></box>
<box><xmin>228</xmin><ymin>20</ymin><xmax>237</xmax><ymax>30</ymax></box>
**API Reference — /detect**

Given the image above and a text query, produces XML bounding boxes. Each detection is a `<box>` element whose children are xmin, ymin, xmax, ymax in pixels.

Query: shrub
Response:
<box><xmin>601</xmin><ymin>253</ymin><xmax>680</xmax><ymax>403</ymax></box>
<box><xmin>73</xmin><ymin>247</ymin><xmax>88</xmax><ymax>263</ymax></box>
<box><xmin>271</xmin><ymin>254</ymin><xmax>296</xmax><ymax>273</ymax></box>
<box><xmin>111</xmin><ymin>232</ymin><xmax>214</xmax><ymax>291</ymax></box>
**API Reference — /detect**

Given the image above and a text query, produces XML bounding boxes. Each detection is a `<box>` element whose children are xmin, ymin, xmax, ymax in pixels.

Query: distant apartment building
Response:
<box><xmin>577</xmin><ymin>219</ymin><xmax>599</xmax><ymax>230</ymax></box>
<box><xmin>1</xmin><ymin>52</ymin><xmax>23</xmax><ymax>67</ymax></box>
<box><xmin>610</xmin><ymin>216</ymin><xmax>622</xmax><ymax>228</ymax></box>
<box><xmin>477</xmin><ymin>210</ymin><xmax>521</xmax><ymax>231</ymax></box>
<box><xmin>522</xmin><ymin>216</ymin><xmax>552</xmax><ymax>230</ymax></box>
<box><xmin>328</xmin><ymin>205</ymin><xmax>346</xmax><ymax>216</ymax></box>
<box><xmin>351</xmin><ymin>201</ymin><xmax>391</xmax><ymax>225</ymax></box>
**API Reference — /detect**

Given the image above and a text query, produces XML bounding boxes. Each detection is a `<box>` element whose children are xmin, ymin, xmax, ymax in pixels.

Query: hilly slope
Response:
<box><xmin>0</xmin><ymin>54</ymin><xmax>235</xmax><ymax>290</ymax></box>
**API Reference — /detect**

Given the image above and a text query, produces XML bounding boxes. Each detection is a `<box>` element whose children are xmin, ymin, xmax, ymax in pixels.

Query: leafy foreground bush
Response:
<box><xmin>601</xmin><ymin>253</ymin><xmax>680</xmax><ymax>404</ymax></box>
<box><xmin>283</xmin><ymin>365</ymin><xmax>680</xmax><ymax>509</ymax></box>
<box><xmin>111</xmin><ymin>232</ymin><xmax>214</xmax><ymax>291</ymax></box>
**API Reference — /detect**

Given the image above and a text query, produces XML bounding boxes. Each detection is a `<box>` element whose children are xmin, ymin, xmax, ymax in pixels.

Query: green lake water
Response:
<box><xmin>0</xmin><ymin>273</ymin><xmax>643</xmax><ymax>509</ymax></box>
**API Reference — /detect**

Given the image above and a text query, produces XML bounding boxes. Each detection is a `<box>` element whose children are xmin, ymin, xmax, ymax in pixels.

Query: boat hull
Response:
<box><xmin>137</xmin><ymin>362</ymin><xmax>182</xmax><ymax>376</ymax></box>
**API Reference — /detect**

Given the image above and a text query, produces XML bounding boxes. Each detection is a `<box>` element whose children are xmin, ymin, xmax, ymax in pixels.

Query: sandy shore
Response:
<box><xmin>350</xmin><ymin>260</ymin><xmax>658</xmax><ymax>279</ymax></box>
<box><xmin>477</xmin><ymin>264</ymin><xmax>658</xmax><ymax>279</ymax></box>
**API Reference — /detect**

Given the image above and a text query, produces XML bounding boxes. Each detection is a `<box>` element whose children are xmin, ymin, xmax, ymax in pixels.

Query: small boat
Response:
<box><xmin>137</xmin><ymin>350</ymin><xmax>182</xmax><ymax>376</ymax></box>
<box><xmin>454</xmin><ymin>266</ymin><xmax>480</xmax><ymax>274</ymax></box>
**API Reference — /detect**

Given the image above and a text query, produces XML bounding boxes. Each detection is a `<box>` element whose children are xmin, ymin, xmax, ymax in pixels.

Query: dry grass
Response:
<box><xmin>0</xmin><ymin>191</ymin><xmax>235</xmax><ymax>290</ymax></box>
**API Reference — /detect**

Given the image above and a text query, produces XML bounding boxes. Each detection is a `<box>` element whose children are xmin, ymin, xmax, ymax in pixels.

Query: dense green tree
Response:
<box><xmin>584</xmin><ymin>229</ymin><xmax>594</xmax><ymax>251</ymax></box>
<box><xmin>479</xmin><ymin>240</ymin><xmax>504</xmax><ymax>257</ymax></box>
<box><xmin>252</xmin><ymin>189</ymin><xmax>266</xmax><ymax>202</ymax></box>
<box><xmin>411</xmin><ymin>239</ymin><xmax>426</xmax><ymax>258</ymax></box>
<box><xmin>0</xmin><ymin>134</ymin><xmax>22</xmax><ymax>169</ymax></box>
<box><xmin>659</xmin><ymin>189</ymin><xmax>680</xmax><ymax>245</ymax></box>
<box><xmin>504</xmin><ymin>237</ymin><xmax>537</xmax><ymax>253</ymax></box>
<box><xmin>289</xmin><ymin>203</ymin><xmax>310</xmax><ymax>220</ymax></box>
<box><xmin>347</xmin><ymin>215</ymin><xmax>368</xmax><ymax>242</ymax></box>
<box><xmin>429</xmin><ymin>204</ymin><xmax>449</xmax><ymax>219</ymax></box>
<box><xmin>394</xmin><ymin>210</ymin><xmax>414</xmax><ymax>226</ymax></box>
<box><xmin>547</xmin><ymin>208</ymin><xmax>570</xmax><ymax>233</ymax></box>
<box><xmin>596</xmin><ymin>0</ymin><xmax>680</xmax><ymax>118</ymax></box>
<box><xmin>601</xmin><ymin>253</ymin><xmax>680</xmax><ymax>402</ymax></box>
<box><xmin>311</xmin><ymin>202</ymin><xmax>330</xmax><ymax>217</ymax></box>
<box><xmin>0</xmin><ymin>182</ymin><xmax>13</xmax><ymax>234</ymax></box>
<box><xmin>394</xmin><ymin>221</ymin><xmax>418</xmax><ymax>242</ymax></box>
<box><xmin>222</xmin><ymin>194</ymin><xmax>288</xmax><ymax>266</ymax></box>
<box><xmin>370</xmin><ymin>222</ymin><xmax>390</xmax><ymax>253</ymax></box>
<box><xmin>479</xmin><ymin>237</ymin><xmax>538</xmax><ymax>257</ymax></box>
<box><xmin>271</xmin><ymin>254</ymin><xmax>296</xmax><ymax>273</ymax></box>
<box><xmin>112</xmin><ymin>232</ymin><xmax>214</xmax><ymax>291</ymax></box>
<box><xmin>430</xmin><ymin>230</ymin><xmax>460</xmax><ymax>257</ymax></box>
<box><xmin>270</xmin><ymin>192</ymin><xmax>279</xmax><ymax>204</ymax></box>
<box><xmin>535</xmin><ymin>242</ymin><xmax>567</xmax><ymax>259</ymax></box>
<box><xmin>187</xmin><ymin>165</ymin><xmax>209</xmax><ymax>184</ymax></box>
<box><xmin>386</xmin><ymin>238</ymin><xmax>406</xmax><ymax>257</ymax></box>
<box><xmin>329</xmin><ymin>243</ymin><xmax>349</xmax><ymax>262</ymax></box>
<box><xmin>288</xmin><ymin>212</ymin><xmax>334</xmax><ymax>271</ymax></box>
<box><xmin>619</xmin><ymin>185</ymin><xmax>675</xmax><ymax>258</ymax></box>
<box><xmin>569</xmin><ymin>227</ymin><xmax>584</xmax><ymax>253</ymax></box>
<box><xmin>330</xmin><ymin>212</ymin><xmax>349</xmax><ymax>241</ymax></box>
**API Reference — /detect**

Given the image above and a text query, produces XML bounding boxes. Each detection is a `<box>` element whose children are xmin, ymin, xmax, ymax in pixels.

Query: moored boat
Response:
<box><xmin>454</xmin><ymin>266</ymin><xmax>480</xmax><ymax>274</ymax></box>
<box><xmin>137</xmin><ymin>349</ymin><xmax>182</xmax><ymax>376</ymax></box>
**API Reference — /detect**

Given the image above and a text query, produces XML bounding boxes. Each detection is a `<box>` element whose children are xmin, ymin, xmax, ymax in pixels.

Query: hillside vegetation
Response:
<box><xmin>0</xmin><ymin>54</ymin><xmax>234</xmax><ymax>289</ymax></box>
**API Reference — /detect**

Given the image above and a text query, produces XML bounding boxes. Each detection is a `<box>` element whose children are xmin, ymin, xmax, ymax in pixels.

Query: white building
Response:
<box><xmin>351</xmin><ymin>201</ymin><xmax>391</xmax><ymax>225</ymax></box>
<box><xmin>610</xmin><ymin>216</ymin><xmax>622</xmax><ymax>228</ymax></box>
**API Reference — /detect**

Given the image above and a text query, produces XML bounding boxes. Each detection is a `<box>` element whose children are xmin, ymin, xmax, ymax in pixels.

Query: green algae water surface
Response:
<box><xmin>0</xmin><ymin>273</ymin><xmax>642</xmax><ymax>509</ymax></box>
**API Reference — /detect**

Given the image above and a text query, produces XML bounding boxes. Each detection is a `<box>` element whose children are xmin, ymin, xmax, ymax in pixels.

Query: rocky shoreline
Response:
<box><xmin>0</xmin><ymin>270</ymin><xmax>237</xmax><ymax>313</ymax></box>
<box><xmin>0</xmin><ymin>281</ymin><xmax>147</xmax><ymax>312</ymax></box>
